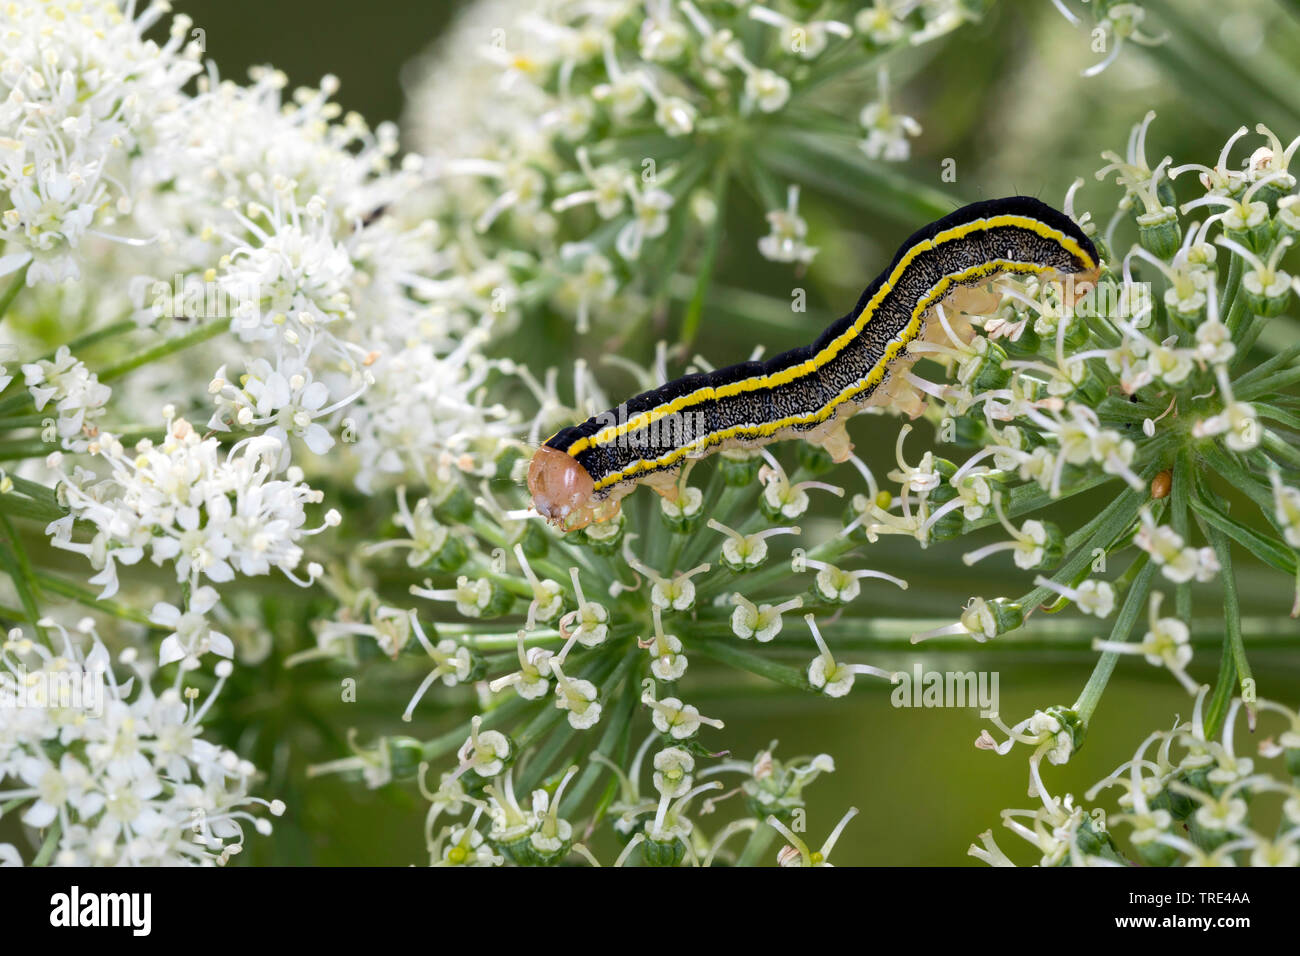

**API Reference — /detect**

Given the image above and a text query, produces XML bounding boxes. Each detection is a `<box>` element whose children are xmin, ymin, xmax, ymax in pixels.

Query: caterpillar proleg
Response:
<box><xmin>529</xmin><ymin>196</ymin><xmax>1100</xmax><ymax>531</ymax></box>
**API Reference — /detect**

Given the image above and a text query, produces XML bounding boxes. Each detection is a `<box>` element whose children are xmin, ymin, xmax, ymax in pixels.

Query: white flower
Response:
<box><xmin>0</xmin><ymin>1</ymin><xmax>201</xmax><ymax>283</ymax></box>
<box><xmin>616</xmin><ymin>184</ymin><xmax>674</xmax><ymax>261</ymax></box>
<box><xmin>151</xmin><ymin>587</ymin><xmax>234</xmax><ymax>669</ymax></box>
<box><xmin>859</xmin><ymin>69</ymin><xmax>921</xmax><ymax>161</ymax></box>
<box><xmin>652</xmin><ymin>747</ymin><xmax>694</xmax><ymax>798</ymax></box>
<box><xmin>50</xmin><ymin>414</ymin><xmax>330</xmax><ymax>595</ymax></box>
<box><xmin>0</xmin><ymin>622</ymin><xmax>278</xmax><ymax>865</ymax></box>
<box><xmin>549</xmin><ymin>662</ymin><xmax>601</xmax><ymax>730</ymax></box>
<box><xmin>21</xmin><ymin>347</ymin><xmax>110</xmax><ymax>451</ymax></box>
<box><xmin>1271</xmin><ymin>473</ymin><xmax>1300</xmax><ymax>548</ymax></box>
<box><xmin>805</xmin><ymin>615</ymin><xmax>896</xmax><ymax>697</ymax></box>
<box><xmin>758</xmin><ymin>186</ymin><xmax>817</xmax><ymax>264</ymax></box>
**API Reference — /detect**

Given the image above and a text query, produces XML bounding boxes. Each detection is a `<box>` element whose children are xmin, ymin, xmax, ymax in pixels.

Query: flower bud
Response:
<box><xmin>719</xmin><ymin>449</ymin><xmax>763</xmax><ymax>486</ymax></box>
<box><xmin>1000</xmin><ymin>324</ymin><xmax>1041</xmax><ymax>357</ymax></box>
<box><xmin>960</xmin><ymin>596</ymin><xmax>1024</xmax><ymax>640</ymax></box>
<box><xmin>1276</xmin><ymin>196</ymin><xmax>1300</xmax><ymax>241</ymax></box>
<box><xmin>639</xmin><ymin>833</ymin><xmax>687</xmax><ymax>866</ymax></box>
<box><xmin>1074</xmin><ymin>815</ymin><xmax>1122</xmax><ymax>862</ymax></box>
<box><xmin>958</xmin><ymin>337</ymin><xmax>1010</xmax><ymax>392</ymax></box>
<box><xmin>1136</xmin><ymin>206</ymin><xmax>1182</xmax><ymax>260</ymax></box>
<box><xmin>660</xmin><ymin>485</ymin><xmax>704</xmax><ymax>533</ymax></box>
<box><xmin>796</xmin><ymin>440</ymin><xmax>836</xmax><ymax>475</ymax></box>
<box><xmin>428</xmin><ymin>530</ymin><xmax>469</xmax><ymax>573</ymax></box>
<box><xmin>1041</xmin><ymin>705</ymin><xmax>1085</xmax><ymax>753</ymax></box>
<box><xmin>1249</xmin><ymin>178</ymin><xmax>1290</xmax><ymax>212</ymax></box>
<box><xmin>1066</xmin><ymin>369</ymin><xmax>1108</xmax><ymax>407</ymax></box>
<box><xmin>477</xmin><ymin>580</ymin><xmax>517</xmax><ymax>619</ymax></box>
<box><xmin>385</xmin><ymin>736</ymin><xmax>425</xmax><ymax>781</ymax></box>
<box><xmin>925</xmin><ymin>484</ymin><xmax>964</xmax><ymax>542</ymax></box>
<box><xmin>1223</xmin><ymin>201</ymin><xmax>1272</xmax><ymax>253</ymax></box>
<box><xmin>433</xmin><ymin>484</ymin><xmax>475</xmax><ymax>524</ymax></box>
<box><xmin>1242</xmin><ymin>274</ymin><xmax>1292</xmax><ymax>318</ymax></box>
<box><xmin>519</xmin><ymin>519</ymin><xmax>550</xmax><ymax>560</ymax></box>
<box><xmin>579</xmin><ymin>511</ymin><xmax>625</xmax><ymax>554</ymax></box>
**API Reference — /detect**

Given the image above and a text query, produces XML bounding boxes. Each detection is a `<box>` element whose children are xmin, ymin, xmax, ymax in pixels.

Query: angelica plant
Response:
<box><xmin>0</xmin><ymin>0</ymin><xmax>1297</xmax><ymax>870</ymax></box>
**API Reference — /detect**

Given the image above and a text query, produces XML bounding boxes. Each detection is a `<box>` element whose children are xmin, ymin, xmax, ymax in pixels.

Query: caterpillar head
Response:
<box><xmin>528</xmin><ymin>446</ymin><xmax>596</xmax><ymax>530</ymax></box>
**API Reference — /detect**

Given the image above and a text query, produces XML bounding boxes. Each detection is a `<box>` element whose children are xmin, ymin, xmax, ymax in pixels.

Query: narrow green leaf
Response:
<box><xmin>0</xmin><ymin>513</ymin><xmax>45</xmax><ymax>640</ymax></box>
<box><xmin>692</xmin><ymin>637</ymin><xmax>810</xmax><ymax>692</ymax></box>
<box><xmin>0</xmin><ymin>263</ymin><xmax>29</xmax><ymax>323</ymax></box>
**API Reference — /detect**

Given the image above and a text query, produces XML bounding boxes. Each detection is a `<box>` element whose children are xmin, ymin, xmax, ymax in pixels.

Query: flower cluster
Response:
<box><xmin>971</xmin><ymin>687</ymin><xmax>1300</xmax><ymax>866</ymax></box>
<box><xmin>0</xmin><ymin>621</ymin><xmax>282</xmax><ymax>866</ymax></box>
<box><xmin>401</xmin><ymin>0</ymin><xmax>979</xmax><ymax>340</ymax></box>
<box><xmin>47</xmin><ymin>411</ymin><xmax>336</xmax><ymax>662</ymax></box>
<box><xmin>1047</xmin><ymin>0</ymin><xmax>1167</xmax><ymax>77</ymax></box>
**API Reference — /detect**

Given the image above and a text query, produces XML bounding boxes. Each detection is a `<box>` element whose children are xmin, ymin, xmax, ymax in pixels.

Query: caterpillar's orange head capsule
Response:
<box><xmin>528</xmin><ymin>446</ymin><xmax>596</xmax><ymax>529</ymax></box>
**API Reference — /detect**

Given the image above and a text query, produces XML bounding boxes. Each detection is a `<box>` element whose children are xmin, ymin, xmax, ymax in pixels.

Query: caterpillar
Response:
<box><xmin>529</xmin><ymin>195</ymin><xmax>1100</xmax><ymax>531</ymax></box>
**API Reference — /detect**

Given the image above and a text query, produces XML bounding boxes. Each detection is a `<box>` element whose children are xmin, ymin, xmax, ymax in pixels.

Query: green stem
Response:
<box><xmin>0</xmin><ymin>414</ymin><xmax>51</xmax><ymax>430</ymax></box>
<box><xmin>1203</xmin><ymin>524</ymin><xmax>1252</xmax><ymax>738</ymax></box>
<box><xmin>0</xmin><ymin>263</ymin><xmax>29</xmax><ymax>323</ymax></box>
<box><xmin>1235</xmin><ymin>312</ymin><xmax>1269</xmax><ymax>358</ymax></box>
<box><xmin>1200</xmin><ymin>445</ymin><xmax>1286</xmax><ymax>536</ymax></box>
<box><xmin>99</xmin><ymin>319</ymin><xmax>229</xmax><ymax>382</ymax></box>
<box><xmin>32</xmin><ymin>820</ymin><xmax>61</xmax><ymax>867</ymax></box>
<box><xmin>1237</xmin><ymin>364</ymin><xmax>1300</xmax><ymax>401</ymax></box>
<box><xmin>0</xmin><ymin>492</ymin><xmax>64</xmax><ymax>523</ymax></box>
<box><xmin>1234</xmin><ymin>339</ymin><xmax>1300</xmax><ymax>387</ymax></box>
<box><xmin>1171</xmin><ymin>448</ymin><xmax>1192</xmax><ymax>622</ymax></box>
<box><xmin>1263</xmin><ymin>429</ymin><xmax>1300</xmax><ymax>471</ymax></box>
<box><xmin>0</xmin><ymin>513</ymin><xmax>45</xmax><ymax>641</ymax></box>
<box><xmin>1203</xmin><ymin>631</ymin><xmax>1238</xmax><ymax>742</ymax></box>
<box><xmin>563</xmin><ymin>659</ymin><xmax>639</xmax><ymax>816</ymax></box>
<box><xmin>1220</xmin><ymin>248</ymin><xmax>1243</xmax><ymax>324</ymax></box>
<box><xmin>692</xmin><ymin>637</ymin><xmax>810</xmax><ymax>691</ymax></box>
<box><xmin>1073</xmin><ymin>556</ymin><xmax>1156</xmax><ymax>724</ymax></box>
<box><xmin>33</xmin><ymin>572</ymin><xmax>156</xmax><ymax>626</ymax></box>
<box><xmin>736</xmin><ymin>821</ymin><xmax>776</xmax><ymax>867</ymax></box>
<box><xmin>1190</xmin><ymin>493</ymin><xmax>1296</xmax><ymax>577</ymax></box>
<box><xmin>678</xmin><ymin>163</ymin><xmax>729</xmax><ymax>348</ymax></box>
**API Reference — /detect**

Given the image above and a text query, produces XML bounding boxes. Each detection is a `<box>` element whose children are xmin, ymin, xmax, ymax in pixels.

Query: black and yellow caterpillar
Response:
<box><xmin>529</xmin><ymin>196</ymin><xmax>1100</xmax><ymax>530</ymax></box>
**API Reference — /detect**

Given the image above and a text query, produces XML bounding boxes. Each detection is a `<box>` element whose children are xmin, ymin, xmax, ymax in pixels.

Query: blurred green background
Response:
<box><xmin>166</xmin><ymin>0</ymin><xmax>1300</xmax><ymax>865</ymax></box>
